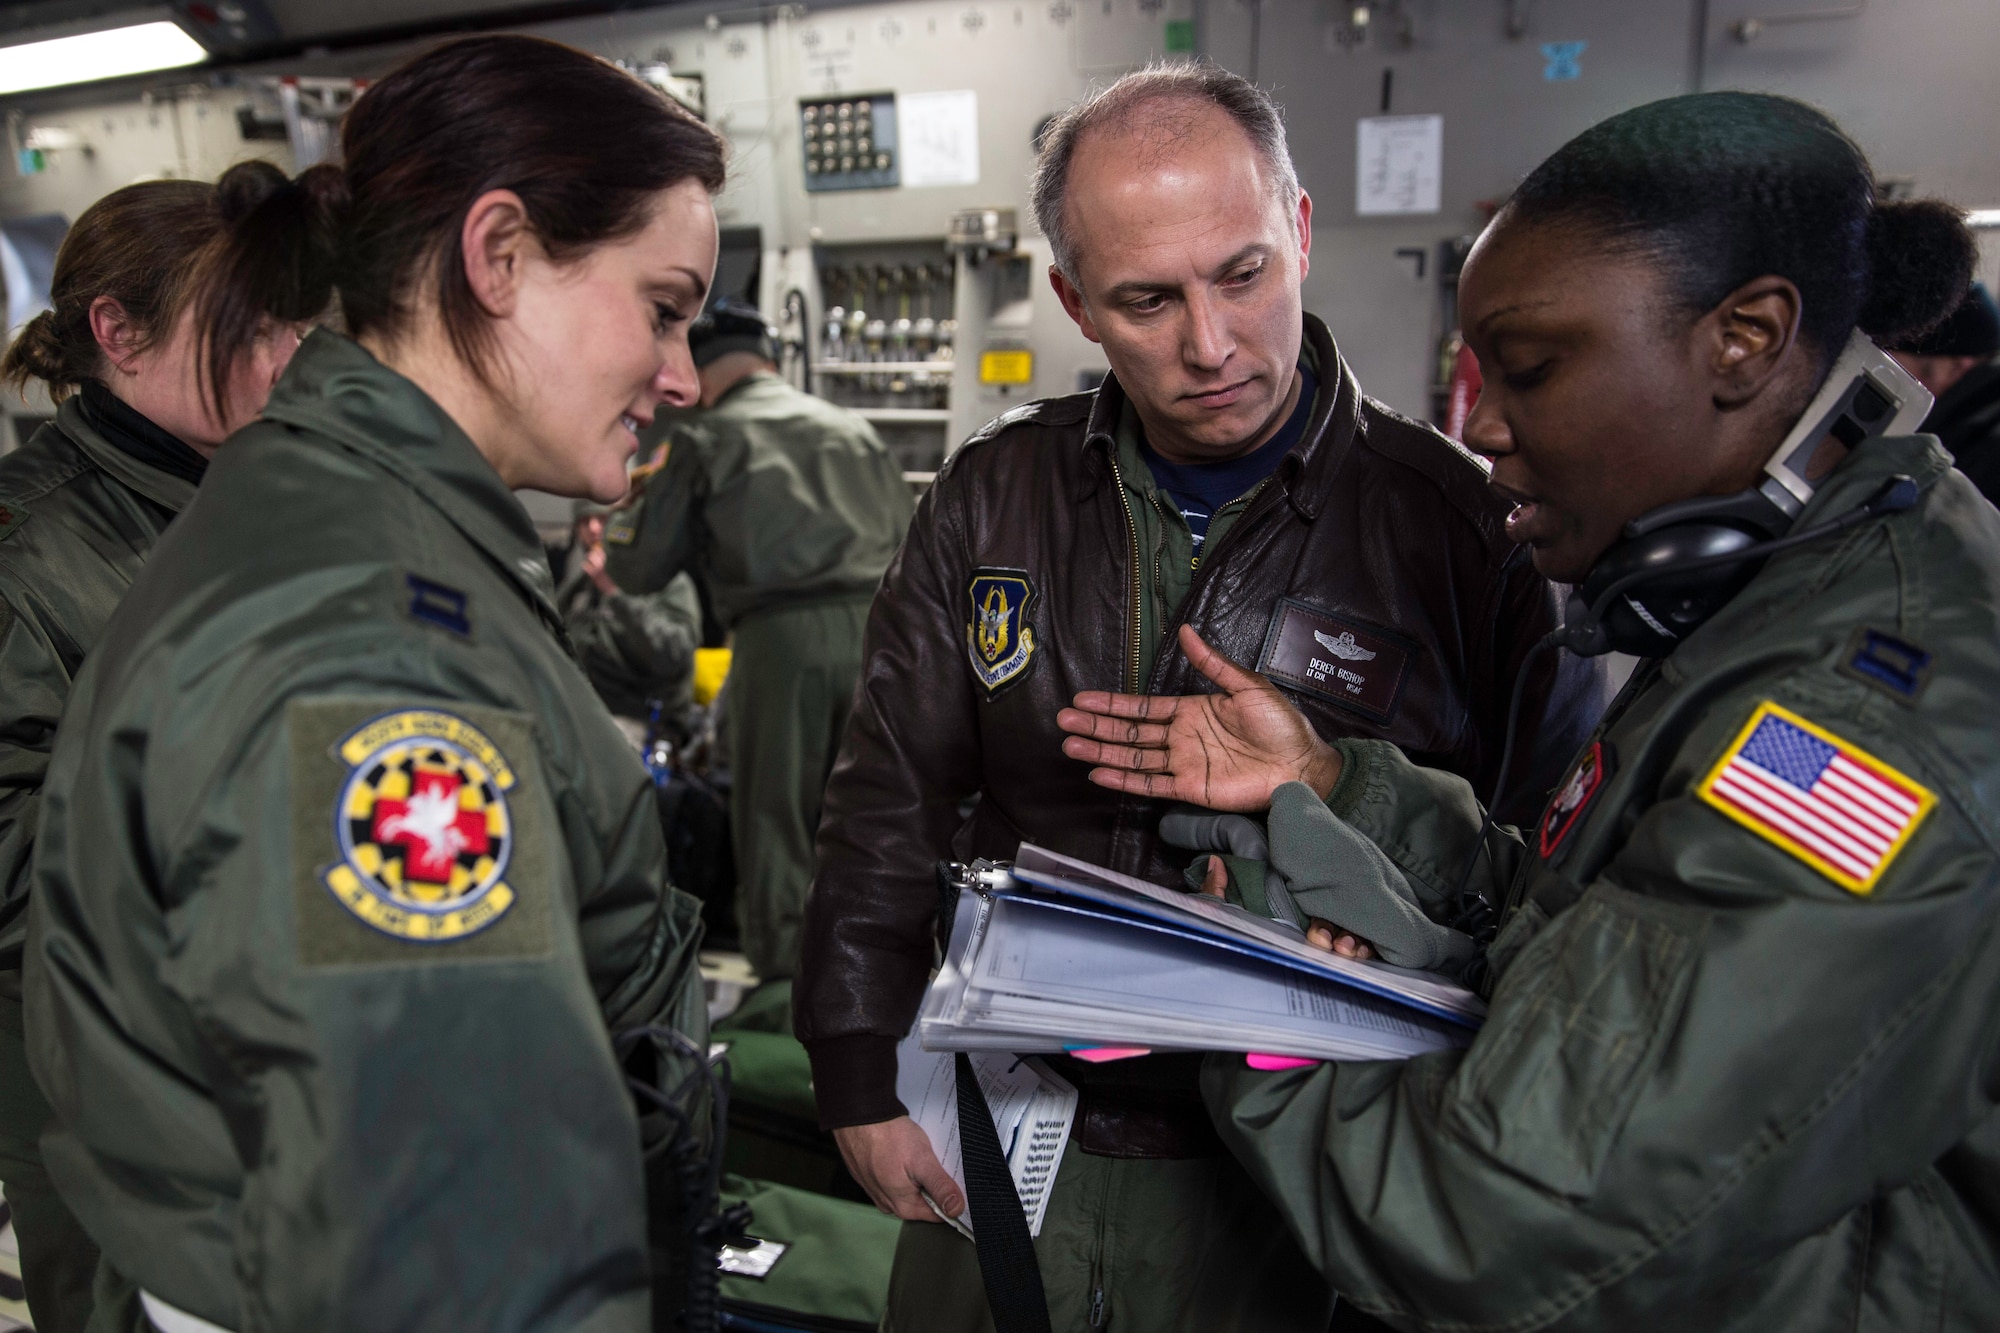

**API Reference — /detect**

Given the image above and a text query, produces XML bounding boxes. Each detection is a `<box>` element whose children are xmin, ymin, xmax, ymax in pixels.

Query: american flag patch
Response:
<box><xmin>1695</xmin><ymin>702</ymin><xmax>1935</xmax><ymax>895</ymax></box>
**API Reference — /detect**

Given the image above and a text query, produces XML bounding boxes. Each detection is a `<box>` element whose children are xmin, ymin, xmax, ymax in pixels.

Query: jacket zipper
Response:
<box><xmin>1106</xmin><ymin>448</ymin><xmax>1145</xmax><ymax>694</ymax></box>
<box><xmin>1087</xmin><ymin>1160</ymin><xmax>1115</xmax><ymax>1328</ymax></box>
<box><xmin>1189</xmin><ymin>478</ymin><xmax>1270</xmax><ymax>575</ymax></box>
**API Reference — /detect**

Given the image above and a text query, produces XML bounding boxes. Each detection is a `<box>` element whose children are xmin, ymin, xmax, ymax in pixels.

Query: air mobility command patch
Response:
<box><xmin>966</xmin><ymin>567</ymin><xmax>1037</xmax><ymax>697</ymax></box>
<box><xmin>1695</xmin><ymin>701</ymin><xmax>1935</xmax><ymax>895</ymax></box>
<box><xmin>292</xmin><ymin>699</ymin><xmax>552</xmax><ymax>965</ymax></box>
<box><xmin>0</xmin><ymin>500</ymin><xmax>25</xmax><ymax>542</ymax></box>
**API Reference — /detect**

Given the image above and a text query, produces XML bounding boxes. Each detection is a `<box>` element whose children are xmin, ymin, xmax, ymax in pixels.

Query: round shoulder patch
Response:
<box><xmin>323</xmin><ymin>709</ymin><xmax>518</xmax><ymax>942</ymax></box>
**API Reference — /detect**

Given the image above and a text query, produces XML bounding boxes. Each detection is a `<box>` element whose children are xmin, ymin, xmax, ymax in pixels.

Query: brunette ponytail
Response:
<box><xmin>192</xmin><ymin>34</ymin><xmax>728</xmax><ymax>400</ymax></box>
<box><xmin>194</xmin><ymin>160</ymin><xmax>348</xmax><ymax>417</ymax></box>
<box><xmin>0</xmin><ymin>178</ymin><xmax>224</xmax><ymax>404</ymax></box>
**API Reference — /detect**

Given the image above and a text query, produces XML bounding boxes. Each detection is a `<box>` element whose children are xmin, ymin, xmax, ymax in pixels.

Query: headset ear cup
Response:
<box><xmin>1560</xmin><ymin>588</ymin><xmax>1610</xmax><ymax>657</ymax></box>
<box><xmin>1567</xmin><ymin>519</ymin><xmax>1773</xmax><ymax>658</ymax></box>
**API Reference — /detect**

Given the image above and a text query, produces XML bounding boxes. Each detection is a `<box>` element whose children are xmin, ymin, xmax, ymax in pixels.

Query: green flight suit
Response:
<box><xmin>23</xmin><ymin>330</ymin><xmax>709</xmax><ymax>1332</ymax></box>
<box><xmin>557</xmin><ymin>566</ymin><xmax>702</xmax><ymax>720</ymax></box>
<box><xmin>606</xmin><ymin>372</ymin><xmax>912</xmax><ymax>981</ymax></box>
<box><xmin>1206</xmin><ymin>435</ymin><xmax>2000</xmax><ymax>1330</ymax></box>
<box><xmin>0</xmin><ymin>401</ymin><xmax>190</xmax><ymax>1333</ymax></box>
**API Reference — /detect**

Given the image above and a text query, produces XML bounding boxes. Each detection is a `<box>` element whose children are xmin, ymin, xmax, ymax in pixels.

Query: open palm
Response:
<box><xmin>1056</xmin><ymin>624</ymin><xmax>1341</xmax><ymax>813</ymax></box>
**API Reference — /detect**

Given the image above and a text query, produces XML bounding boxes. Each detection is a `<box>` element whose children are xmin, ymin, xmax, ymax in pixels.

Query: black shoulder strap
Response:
<box><xmin>954</xmin><ymin>1052</ymin><xmax>1053</xmax><ymax>1333</ymax></box>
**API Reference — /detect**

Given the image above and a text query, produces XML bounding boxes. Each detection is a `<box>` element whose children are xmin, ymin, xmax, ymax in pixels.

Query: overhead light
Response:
<box><xmin>1965</xmin><ymin>209</ymin><xmax>2000</xmax><ymax>229</ymax></box>
<box><xmin>0</xmin><ymin>20</ymin><xmax>206</xmax><ymax>96</ymax></box>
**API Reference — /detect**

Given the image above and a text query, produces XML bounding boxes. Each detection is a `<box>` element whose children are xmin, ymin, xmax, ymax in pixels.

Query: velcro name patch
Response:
<box><xmin>1256</xmin><ymin>599</ymin><xmax>1415</xmax><ymax>724</ymax></box>
<box><xmin>1695</xmin><ymin>701</ymin><xmax>1935</xmax><ymax>895</ymax></box>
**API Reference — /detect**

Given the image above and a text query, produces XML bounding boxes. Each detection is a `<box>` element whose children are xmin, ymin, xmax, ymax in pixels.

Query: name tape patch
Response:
<box><xmin>966</xmin><ymin>567</ymin><xmax>1037</xmax><ymax>696</ymax></box>
<box><xmin>1256</xmin><ymin>599</ymin><xmax>1414</xmax><ymax>724</ymax></box>
<box><xmin>1695</xmin><ymin>700</ymin><xmax>1934</xmax><ymax>895</ymax></box>
<box><xmin>322</xmin><ymin>709</ymin><xmax>519</xmax><ymax>941</ymax></box>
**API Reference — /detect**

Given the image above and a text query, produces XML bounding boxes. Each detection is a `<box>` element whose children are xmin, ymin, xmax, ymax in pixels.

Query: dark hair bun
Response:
<box><xmin>216</xmin><ymin>159</ymin><xmax>290</xmax><ymax>225</ymax></box>
<box><xmin>0</xmin><ymin>309</ymin><xmax>69</xmax><ymax>399</ymax></box>
<box><xmin>1860</xmin><ymin>198</ymin><xmax>1977</xmax><ymax>346</ymax></box>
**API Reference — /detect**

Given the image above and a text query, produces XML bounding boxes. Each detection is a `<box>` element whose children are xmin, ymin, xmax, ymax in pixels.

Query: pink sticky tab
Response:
<box><xmin>1063</xmin><ymin>1046</ymin><xmax>1152</xmax><ymax>1063</ymax></box>
<box><xmin>1246</xmin><ymin>1052</ymin><xmax>1320</xmax><ymax>1071</ymax></box>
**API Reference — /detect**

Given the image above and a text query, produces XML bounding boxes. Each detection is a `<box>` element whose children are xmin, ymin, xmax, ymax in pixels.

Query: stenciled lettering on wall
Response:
<box><xmin>796</xmin><ymin>24</ymin><xmax>855</xmax><ymax>90</ymax></box>
<box><xmin>1356</xmin><ymin>113</ymin><xmax>1441</xmax><ymax>216</ymax></box>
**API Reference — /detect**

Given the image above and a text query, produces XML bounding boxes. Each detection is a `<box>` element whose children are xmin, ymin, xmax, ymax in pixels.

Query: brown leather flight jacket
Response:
<box><xmin>797</xmin><ymin>317</ymin><xmax>1607</xmax><ymax>1146</ymax></box>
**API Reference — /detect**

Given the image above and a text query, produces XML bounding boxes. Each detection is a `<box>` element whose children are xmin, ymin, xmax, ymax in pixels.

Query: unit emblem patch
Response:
<box><xmin>1695</xmin><ymin>701</ymin><xmax>1935</xmax><ymax>895</ymax></box>
<box><xmin>966</xmin><ymin>568</ymin><xmax>1037</xmax><ymax>695</ymax></box>
<box><xmin>1539</xmin><ymin>740</ymin><xmax>1611</xmax><ymax>859</ymax></box>
<box><xmin>322</xmin><ymin>710</ymin><xmax>519</xmax><ymax>941</ymax></box>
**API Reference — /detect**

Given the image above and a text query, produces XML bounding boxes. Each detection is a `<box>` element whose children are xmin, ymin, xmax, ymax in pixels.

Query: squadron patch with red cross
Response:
<box><xmin>322</xmin><ymin>709</ymin><xmax>519</xmax><ymax>942</ymax></box>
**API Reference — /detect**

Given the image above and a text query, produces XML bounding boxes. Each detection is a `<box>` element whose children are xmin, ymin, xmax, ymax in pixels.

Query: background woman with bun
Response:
<box><xmin>0</xmin><ymin>162</ymin><xmax>311</xmax><ymax>1333</ymax></box>
<box><xmin>1057</xmin><ymin>92</ymin><xmax>1999</xmax><ymax>1329</ymax></box>
<box><xmin>23</xmin><ymin>34</ymin><xmax>726</xmax><ymax>1332</ymax></box>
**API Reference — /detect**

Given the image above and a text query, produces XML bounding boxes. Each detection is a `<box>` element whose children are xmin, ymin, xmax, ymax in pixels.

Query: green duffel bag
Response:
<box><xmin>718</xmin><ymin>1173</ymin><xmax>900</xmax><ymax>1332</ymax></box>
<box><xmin>716</xmin><ymin>981</ymin><xmax>856</xmax><ymax>1198</ymax></box>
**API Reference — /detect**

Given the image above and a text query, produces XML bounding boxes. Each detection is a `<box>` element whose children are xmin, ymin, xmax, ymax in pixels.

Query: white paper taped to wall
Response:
<box><xmin>898</xmin><ymin>89</ymin><xmax>981</xmax><ymax>188</ymax></box>
<box><xmin>1356</xmin><ymin>114</ymin><xmax>1442</xmax><ymax>216</ymax></box>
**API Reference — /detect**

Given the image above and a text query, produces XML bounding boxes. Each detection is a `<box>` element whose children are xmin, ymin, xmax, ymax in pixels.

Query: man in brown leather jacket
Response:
<box><xmin>796</xmin><ymin>65</ymin><xmax>1607</xmax><ymax>1331</ymax></box>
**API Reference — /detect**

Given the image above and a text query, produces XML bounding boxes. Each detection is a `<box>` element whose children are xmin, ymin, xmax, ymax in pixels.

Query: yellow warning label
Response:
<box><xmin>979</xmin><ymin>350</ymin><xmax>1034</xmax><ymax>385</ymax></box>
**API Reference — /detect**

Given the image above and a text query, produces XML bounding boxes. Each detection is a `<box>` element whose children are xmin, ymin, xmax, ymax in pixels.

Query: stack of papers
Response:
<box><xmin>893</xmin><ymin>1034</ymin><xmax>1078</xmax><ymax>1238</ymax></box>
<box><xmin>917</xmin><ymin>844</ymin><xmax>1484</xmax><ymax>1063</ymax></box>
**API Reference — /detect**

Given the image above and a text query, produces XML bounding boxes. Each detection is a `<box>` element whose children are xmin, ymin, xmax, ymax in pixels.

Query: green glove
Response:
<box><xmin>1158</xmin><ymin>811</ymin><xmax>1305</xmax><ymax>931</ymax></box>
<box><xmin>1265</xmin><ymin>782</ymin><xmax>1477</xmax><ymax>975</ymax></box>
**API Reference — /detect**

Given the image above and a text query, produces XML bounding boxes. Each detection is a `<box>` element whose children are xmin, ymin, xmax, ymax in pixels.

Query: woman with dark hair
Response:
<box><xmin>0</xmin><ymin>163</ymin><xmax>310</xmax><ymax>1333</ymax></box>
<box><xmin>1056</xmin><ymin>93</ymin><xmax>1998</xmax><ymax>1328</ymax></box>
<box><xmin>23</xmin><ymin>34</ymin><xmax>725</xmax><ymax>1332</ymax></box>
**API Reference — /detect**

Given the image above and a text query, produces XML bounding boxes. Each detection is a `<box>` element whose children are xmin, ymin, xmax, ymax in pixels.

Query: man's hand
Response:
<box><xmin>1056</xmin><ymin>624</ymin><xmax>1342</xmax><ymax>812</ymax></box>
<box><xmin>1196</xmin><ymin>854</ymin><xmax>1375</xmax><ymax>960</ymax></box>
<box><xmin>833</xmin><ymin>1116</ymin><xmax>966</xmax><ymax>1223</ymax></box>
<box><xmin>582</xmin><ymin>543</ymin><xmax>621</xmax><ymax>597</ymax></box>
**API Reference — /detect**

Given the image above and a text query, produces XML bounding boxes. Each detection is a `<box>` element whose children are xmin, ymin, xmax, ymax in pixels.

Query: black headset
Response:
<box><xmin>1560</xmin><ymin>335</ymin><xmax>1932</xmax><ymax>658</ymax></box>
<box><xmin>1448</xmin><ymin>338</ymin><xmax>1934</xmax><ymax>953</ymax></box>
<box><xmin>1559</xmin><ymin>473</ymin><xmax>1920</xmax><ymax>657</ymax></box>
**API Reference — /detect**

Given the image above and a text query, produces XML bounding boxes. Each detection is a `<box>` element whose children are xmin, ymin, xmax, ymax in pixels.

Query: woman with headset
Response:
<box><xmin>0</xmin><ymin>165</ymin><xmax>310</xmax><ymax>1333</ymax></box>
<box><xmin>1056</xmin><ymin>93</ymin><xmax>1998</xmax><ymax>1328</ymax></box>
<box><xmin>24</xmin><ymin>36</ymin><xmax>723</xmax><ymax>1332</ymax></box>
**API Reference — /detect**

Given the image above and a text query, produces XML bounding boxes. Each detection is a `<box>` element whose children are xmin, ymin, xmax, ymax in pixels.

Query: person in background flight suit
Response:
<box><xmin>607</xmin><ymin>297</ymin><xmax>913</xmax><ymax>985</ymax></box>
<box><xmin>558</xmin><ymin>499</ymin><xmax>703</xmax><ymax>724</ymax></box>
<box><xmin>0</xmin><ymin>165</ymin><xmax>308</xmax><ymax>1333</ymax></box>
<box><xmin>801</xmin><ymin>63</ymin><xmax>1605</xmax><ymax>1333</ymax></box>
<box><xmin>1888</xmin><ymin>282</ymin><xmax>2000</xmax><ymax>502</ymax></box>
<box><xmin>24</xmin><ymin>36</ymin><xmax>722</xmax><ymax>1331</ymax></box>
<box><xmin>1058</xmin><ymin>92</ymin><xmax>2000</xmax><ymax>1331</ymax></box>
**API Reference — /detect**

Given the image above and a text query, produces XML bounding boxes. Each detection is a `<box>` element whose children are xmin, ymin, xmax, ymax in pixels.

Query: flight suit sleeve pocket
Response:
<box><xmin>1443</xmin><ymin>883</ymin><xmax>1705</xmax><ymax>1199</ymax></box>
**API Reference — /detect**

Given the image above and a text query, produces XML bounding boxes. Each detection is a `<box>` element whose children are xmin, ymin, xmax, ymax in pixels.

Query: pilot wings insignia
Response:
<box><xmin>1313</xmin><ymin>629</ymin><xmax>1377</xmax><ymax>662</ymax></box>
